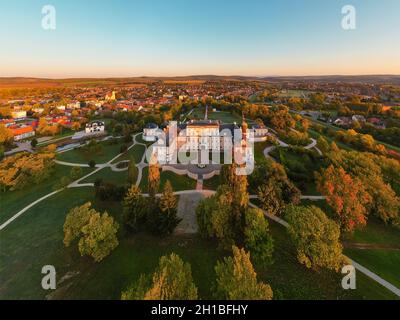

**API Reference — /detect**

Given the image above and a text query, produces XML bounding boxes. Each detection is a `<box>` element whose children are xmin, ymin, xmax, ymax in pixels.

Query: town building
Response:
<box><xmin>143</xmin><ymin>123</ymin><xmax>159</xmax><ymax>142</ymax></box>
<box><xmin>85</xmin><ymin>121</ymin><xmax>105</xmax><ymax>134</ymax></box>
<box><xmin>11</xmin><ymin>126</ymin><xmax>35</xmax><ymax>141</ymax></box>
<box><xmin>11</xmin><ymin>110</ymin><xmax>27</xmax><ymax>119</ymax></box>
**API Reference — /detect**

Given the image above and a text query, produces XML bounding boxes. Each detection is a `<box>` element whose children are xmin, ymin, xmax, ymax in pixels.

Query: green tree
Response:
<box><xmin>121</xmin><ymin>253</ymin><xmax>198</xmax><ymax>300</ymax></box>
<box><xmin>70</xmin><ymin>166</ymin><xmax>83</xmax><ymax>180</ymax></box>
<box><xmin>78</xmin><ymin>212</ymin><xmax>119</xmax><ymax>262</ymax></box>
<box><xmin>215</xmin><ymin>246</ymin><xmax>273</xmax><ymax>300</ymax></box>
<box><xmin>123</xmin><ymin>185</ymin><xmax>148</xmax><ymax>233</ymax></box>
<box><xmin>64</xmin><ymin>202</ymin><xmax>119</xmax><ymax>262</ymax></box>
<box><xmin>244</xmin><ymin>208</ymin><xmax>274</xmax><ymax>267</ymax></box>
<box><xmin>317</xmin><ymin>136</ymin><xmax>330</xmax><ymax>154</ymax></box>
<box><xmin>30</xmin><ymin>138</ymin><xmax>38</xmax><ymax>149</ymax></box>
<box><xmin>285</xmin><ymin>205</ymin><xmax>348</xmax><ymax>271</ymax></box>
<box><xmin>63</xmin><ymin>202</ymin><xmax>95</xmax><ymax>247</ymax></box>
<box><xmin>257</xmin><ymin>180</ymin><xmax>285</xmax><ymax>216</ymax></box>
<box><xmin>127</xmin><ymin>157</ymin><xmax>138</xmax><ymax>185</ymax></box>
<box><xmin>148</xmin><ymin>181</ymin><xmax>181</xmax><ymax>236</ymax></box>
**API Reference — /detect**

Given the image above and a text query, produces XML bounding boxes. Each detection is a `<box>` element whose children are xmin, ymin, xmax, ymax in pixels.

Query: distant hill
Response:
<box><xmin>0</xmin><ymin>75</ymin><xmax>399</xmax><ymax>88</ymax></box>
<box><xmin>261</xmin><ymin>75</ymin><xmax>400</xmax><ymax>85</ymax></box>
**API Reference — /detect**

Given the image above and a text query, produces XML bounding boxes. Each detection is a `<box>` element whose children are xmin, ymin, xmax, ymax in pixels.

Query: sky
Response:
<box><xmin>0</xmin><ymin>0</ymin><xmax>399</xmax><ymax>78</ymax></box>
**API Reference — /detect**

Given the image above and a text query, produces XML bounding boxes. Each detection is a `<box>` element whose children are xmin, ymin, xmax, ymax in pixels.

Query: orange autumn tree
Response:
<box><xmin>316</xmin><ymin>165</ymin><xmax>372</xmax><ymax>232</ymax></box>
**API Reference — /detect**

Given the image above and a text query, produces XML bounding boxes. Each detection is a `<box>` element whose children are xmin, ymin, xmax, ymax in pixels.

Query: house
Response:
<box><xmin>367</xmin><ymin>118</ymin><xmax>386</xmax><ymax>129</ymax></box>
<box><xmin>143</xmin><ymin>123</ymin><xmax>159</xmax><ymax>142</ymax></box>
<box><xmin>11</xmin><ymin>126</ymin><xmax>35</xmax><ymax>141</ymax></box>
<box><xmin>352</xmin><ymin>115</ymin><xmax>366</xmax><ymax>123</ymax></box>
<box><xmin>105</xmin><ymin>91</ymin><xmax>116</xmax><ymax>101</ymax></box>
<box><xmin>85</xmin><ymin>121</ymin><xmax>105</xmax><ymax>134</ymax></box>
<box><xmin>334</xmin><ymin>117</ymin><xmax>352</xmax><ymax>127</ymax></box>
<box><xmin>11</xmin><ymin>110</ymin><xmax>27</xmax><ymax>119</ymax></box>
<box><xmin>252</xmin><ymin>124</ymin><xmax>269</xmax><ymax>137</ymax></box>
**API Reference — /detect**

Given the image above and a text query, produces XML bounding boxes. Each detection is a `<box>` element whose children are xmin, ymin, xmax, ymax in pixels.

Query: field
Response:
<box><xmin>139</xmin><ymin>167</ymin><xmax>197</xmax><ymax>192</ymax></box>
<box><xmin>56</xmin><ymin>140</ymin><xmax>129</xmax><ymax>164</ymax></box>
<box><xmin>277</xmin><ymin>90</ymin><xmax>313</xmax><ymax>98</ymax></box>
<box><xmin>190</xmin><ymin>107</ymin><xmax>242</xmax><ymax>124</ymax></box>
<box><xmin>0</xmin><ymin>185</ymin><xmax>397</xmax><ymax>300</ymax></box>
<box><xmin>0</xmin><ymin>164</ymin><xmax>93</xmax><ymax>225</ymax></box>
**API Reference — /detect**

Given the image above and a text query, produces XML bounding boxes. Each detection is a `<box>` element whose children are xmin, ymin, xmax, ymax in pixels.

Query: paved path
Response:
<box><xmin>175</xmin><ymin>193</ymin><xmax>203</xmax><ymax>234</ymax></box>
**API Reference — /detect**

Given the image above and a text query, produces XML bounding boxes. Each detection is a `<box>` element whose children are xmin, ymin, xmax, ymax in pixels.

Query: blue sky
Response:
<box><xmin>0</xmin><ymin>0</ymin><xmax>399</xmax><ymax>77</ymax></box>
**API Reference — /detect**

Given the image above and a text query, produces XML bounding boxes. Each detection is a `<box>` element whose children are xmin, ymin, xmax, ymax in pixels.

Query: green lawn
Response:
<box><xmin>111</xmin><ymin>144</ymin><xmax>146</xmax><ymax>164</ymax></box>
<box><xmin>343</xmin><ymin>217</ymin><xmax>400</xmax><ymax>247</ymax></box>
<box><xmin>259</xmin><ymin>221</ymin><xmax>398</xmax><ymax>300</ymax></box>
<box><xmin>344</xmin><ymin>249</ymin><xmax>400</xmax><ymax>290</ymax></box>
<box><xmin>81</xmin><ymin>168</ymin><xmax>128</xmax><ymax>186</ymax></box>
<box><xmin>253</xmin><ymin>140</ymin><xmax>272</xmax><ymax>164</ymax></box>
<box><xmin>0</xmin><ymin>185</ymin><xmax>398</xmax><ymax>300</ymax></box>
<box><xmin>0</xmin><ymin>165</ymin><xmax>93</xmax><ymax>225</ymax></box>
<box><xmin>190</xmin><ymin>107</ymin><xmax>242</xmax><ymax>124</ymax></box>
<box><xmin>139</xmin><ymin>167</ymin><xmax>197</xmax><ymax>192</ymax></box>
<box><xmin>203</xmin><ymin>175</ymin><xmax>221</xmax><ymax>191</ymax></box>
<box><xmin>57</xmin><ymin>140</ymin><xmax>127</xmax><ymax>164</ymax></box>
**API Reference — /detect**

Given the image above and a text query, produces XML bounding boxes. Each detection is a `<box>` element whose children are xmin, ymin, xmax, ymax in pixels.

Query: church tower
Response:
<box><xmin>241</xmin><ymin>113</ymin><xmax>248</xmax><ymax>143</ymax></box>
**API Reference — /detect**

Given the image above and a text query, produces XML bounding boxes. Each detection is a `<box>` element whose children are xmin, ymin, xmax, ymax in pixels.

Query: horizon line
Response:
<box><xmin>0</xmin><ymin>74</ymin><xmax>399</xmax><ymax>80</ymax></box>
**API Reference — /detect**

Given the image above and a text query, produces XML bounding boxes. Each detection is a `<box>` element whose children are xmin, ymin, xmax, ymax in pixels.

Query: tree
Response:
<box><xmin>127</xmin><ymin>157</ymin><xmax>138</xmax><ymax>185</ymax></box>
<box><xmin>316</xmin><ymin>165</ymin><xmax>371</xmax><ymax>232</ymax></box>
<box><xmin>250</xmin><ymin>158</ymin><xmax>300</xmax><ymax>205</ymax></box>
<box><xmin>148</xmin><ymin>181</ymin><xmax>181</xmax><ymax>236</ymax></box>
<box><xmin>70</xmin><ymin>166</ymin><xmax>83</xmax><ymax>180</ymax></box>
<box><xmin>30</xmin><ymin>138</ymin><xmax>38</xmax><ymax>149</ymax></box>
<box><xmin>88</xmin><ymin>160</ymin><xmax>96</xmax><ymax>168</ymax></box>
<box><xmin>148</xmin><ymin>161</ymin><xmax>160</xmax><ymax>197</ymax></box>
<box><xmin>257</xmin><ymin>180</ymin><xmax>285</xmax><ymax>216</ymax></box>
<box><xmin>215</xmin><ymin>246</ymin><xmax>273</xmax><ymax>300</ymax></box>
<box><xmin>78</xmin><ymin>212</ymin><xmax>119</xmax><ymax>262</ymax></box>
<box><xmin>123</xmin><ymin>185</ymin><xmax>148</xmax><ymax>233</ymax></box>
<box><xmin>64</xmin><ymin>202</ymin><xmax>119</xmax><ymax>262</ymax></box>
<box><xmin>0</xmin><ymin>150</ymin><xmax>55</xmax><ymax>192</ymax></box>
<box><xmin>121</xmin><ymin>253</ymin><xmax>198</xmax><ymax>300</ymax></box>
<box><xmin>317</xmin><ymin>136</ymin><xmax>330</xmax><ymax>154</ymax></box>
<box><xmin>0</xmin><ymin>124</ymin><xmax>14</xmax><ymax>146</ymax></box>
<box><xmin>285</xmin><ymin>205</ymin><xmax>348</xmax><ymax>271</ymax></box>
<box><xmin>63</xmin><ymin>202</ymin><xmax>96</xmax><ymax>247</ymax></box>
<box><xmin>244</xmin><ymin>208</ymin><xmax>274</xmax><ymax>267</ymax></box>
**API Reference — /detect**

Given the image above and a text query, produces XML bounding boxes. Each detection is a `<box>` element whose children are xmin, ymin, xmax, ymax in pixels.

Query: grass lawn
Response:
<box><xmin>253</xmin><ymin>140</ymin><xmax>272</xmax><ymax>164</ymax></box>
<box><xmin>190</xmin><ymin>107</ymin><xmax>242</xmax><ymax>124</ymax></box>
<box><xmin>135</xmin><ymin>134</ymin><xmax>154</xmax><ymax>147</ymax></box>
<box><xmin>278</xmin><ymin>90</ymin><xmax>312</xmax><ymax>98</ymax></box>
<box><xmin>81</xmin><ymin>168</ymin><xmax>128</xmax><ymax>186</ymax></box>
<box><xmin>344</xmin><ymin>249</ymin><xmax>400</xmax><ymax>289</ymax></box>
<box><xmin>203</xmin><ymin>175</ymin><xmax>221</xmax><ymax>191</ymax></box>
<box><xmin>57</xmin><ymin>140</ymin><xmax>127</xmax><ymax>164</ymax></box>
<box><xmin>111</xmin><ymin>144</ymin><xmax>146</xmax><ymax>164</ymax></box>
<box><xmin>139</xmin><ymin>167</ymin><xmax>197</xmax><ymax>192</ymax></box>
<box><xmin>343</xmin><ymin>216</ymin><xmax>400</xmax><ymax>247</ymax></box>
<box><xmin>259</xmin><ymin>221</ymin><xmax>398</xmax><ymax>300</ymax></box>
<box><xmin>1</xmin><ymin>184</ymin><xmax>398</xmax><ymax>300</ymax></box>
<box><xmin>270</xmin><ymin>147</ymin><xmax>323</xmax><ymax>196</ymax></box>
<box><xmin>0</xmin><ymin>164</ymin><xmax>93</xmax><ymax>225</ymax></box>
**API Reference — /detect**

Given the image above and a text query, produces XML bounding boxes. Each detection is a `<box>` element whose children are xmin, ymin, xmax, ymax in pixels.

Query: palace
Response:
<box><xmin>145</xmin><ymin>116</ymin><xmax>262</xmax><ymax>166</ymax></box>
